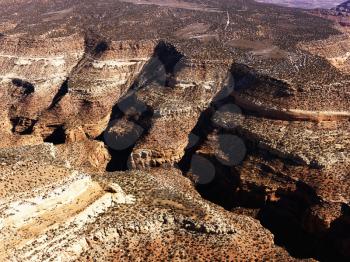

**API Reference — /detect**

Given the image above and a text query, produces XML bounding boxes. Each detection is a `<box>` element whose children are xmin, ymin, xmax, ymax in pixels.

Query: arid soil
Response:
<box><xmin>0</xmin><ymin>0</ymin><xmax>349</xmax><ymax>261</ymax></box>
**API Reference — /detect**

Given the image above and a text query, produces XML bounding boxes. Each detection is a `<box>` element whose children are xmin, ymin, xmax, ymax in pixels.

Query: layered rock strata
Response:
<box><xmin>185</xmin><ymin>70</ymin><xmax>349</xmax><ymax>259</ymax></box>
<box><xmin>0</xmin><ymin>145</ymin><xmax>295</xmax><ymax>261</ymax></box>
<box><xmin>0</xmin><ymin>0</ymin><xmax>350</xmax><ymax>260</ymax></box>
<box><xmin>106</xmin><ymin>49</ymin><xmax>232</xmax><ymax>169</ymax></box>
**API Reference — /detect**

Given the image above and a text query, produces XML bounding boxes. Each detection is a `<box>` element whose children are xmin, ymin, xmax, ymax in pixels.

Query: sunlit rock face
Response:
<box><xmin>33</xmin><ymin>39</ymin><xmax>156</xmax><ymax>140</ymax></box>
<box><xmin>0</xmin><ymin>145</ymin><xmax>293</xmax><ymax>261</ymax></box>
<box><xmin>125</xmin><ymin>56</ymin><xmax>232</xmax><ymax>169</ymax></box>
<box><xmin>0</xmin><ymin>0</ymin><xmax>349</xmax><ymax>261</ymax></box>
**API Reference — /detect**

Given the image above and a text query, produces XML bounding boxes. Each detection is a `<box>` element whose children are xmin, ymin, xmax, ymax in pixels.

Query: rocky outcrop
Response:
<box><xmin>34</xmin><ymin>39</ymin><xmax>156</xmax><ymax>141</ymax></box>
<box><xmin>0</xmin><ymin>145</ymin><xmax>296</xmax><ymax>261</ymax></box>
<box><xmin>125</xmin><ymin>55</ymin><xmax>231</xmax><ymax>169</ymax></box>
<box><xmin>0</xmin><ymin>34</ymin><xmax>85</xmax><ymax>119</ymax></box>
<box><xmin>0</xmin><ymin>34</ymin><xmax>85</xmax><ymax>148</ymax></box>
<box><xmin>1</xmin><ymin>0</ymin><xmax>350</xmax><ymax>260</ymax></box>
<box><xmin>182</xmin><ymin>95</ymin><xmax>350</xmax><ymax>259</ymax></box>
<box><xmin>0</xmin><ymin>34</ymin><xmax>156</xmax><ymax>147</ymax></box>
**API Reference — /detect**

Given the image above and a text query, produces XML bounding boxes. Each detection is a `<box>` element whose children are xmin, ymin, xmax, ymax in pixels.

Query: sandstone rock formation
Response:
<box><xmin>181</xmin><ymin>63</ymin><xmax>350</xmax><ymax>259</ymax></box>
<box><xmin>0</xmin><ymin>0</ymin><xmax>349</xmax><ymax>261</ymax></box>
<box><xmin>0</xmin><ymin>145</ymin><xmax>296</xmax><ymax>261</ymax></box>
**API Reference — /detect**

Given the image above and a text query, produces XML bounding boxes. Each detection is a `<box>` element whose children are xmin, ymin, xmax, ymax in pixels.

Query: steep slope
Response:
<box><xmin>0</xmin><ymin>144</ymin><xmax>296</xmax><ymax>261</ymax></box>
<box><xmin>0</xmin><ymin>0</ymin><xmax>349</xmax><ymax>261</ymax></box>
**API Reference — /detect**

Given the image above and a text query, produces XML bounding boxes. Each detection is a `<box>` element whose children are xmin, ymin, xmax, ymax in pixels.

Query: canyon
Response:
<box><xmin>0</xmin><ymin>0</ymin><xmax>349</xmax><ymax>261</ymax></box>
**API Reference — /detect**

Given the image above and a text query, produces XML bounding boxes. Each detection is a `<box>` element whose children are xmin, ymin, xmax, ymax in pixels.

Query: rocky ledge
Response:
<box><xmin>0</xmin><ymin>144</ymin><xmax>296</xmax><ymax>261</ymax></box>
<box><xmin>0</xmin><ymin>0</ymin><xmax>349</xmax><ymax>261</ymax></box>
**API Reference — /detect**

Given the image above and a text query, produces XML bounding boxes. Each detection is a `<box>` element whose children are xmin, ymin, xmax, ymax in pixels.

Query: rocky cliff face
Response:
<box><xmin>0</xmin><ymin>144</ymin><xmax>294</xmax><ymax>261</ymax></box>
<box><xmin>0</xmin><ymin>0</ymin><xmax>349</xmax><ymax>261</ymax></box>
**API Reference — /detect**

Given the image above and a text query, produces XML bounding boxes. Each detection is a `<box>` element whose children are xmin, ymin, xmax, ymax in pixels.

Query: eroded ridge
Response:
<box><xmin>181</xmin><ymin>70</ymin><xmax>350</xmax><ymax>259</ymax></box>
<box><xmin>1</xmin><ymin>0</ymin><xmax>350</xmax><ymax>260</ymax></box>
<box><xmin>0</xmin><ymin>145</ymin><xmax>295</xmax><ymax>261</ymax></box>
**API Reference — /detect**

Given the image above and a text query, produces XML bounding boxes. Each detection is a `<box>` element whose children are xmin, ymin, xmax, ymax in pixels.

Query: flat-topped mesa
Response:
<box><xmin>108</xmin><ymin>56</ymin><xmax>232</xmax><ymax>170</ymax></box>
<box><xmin>230</xmin><ymin>63</ymin><xmax>350</xmax><ymax>122</ymax></box>
<box><xmin>33</xmin><ymin>39</ymin><xmax>157</xmax><ymax>140</ymax></box>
